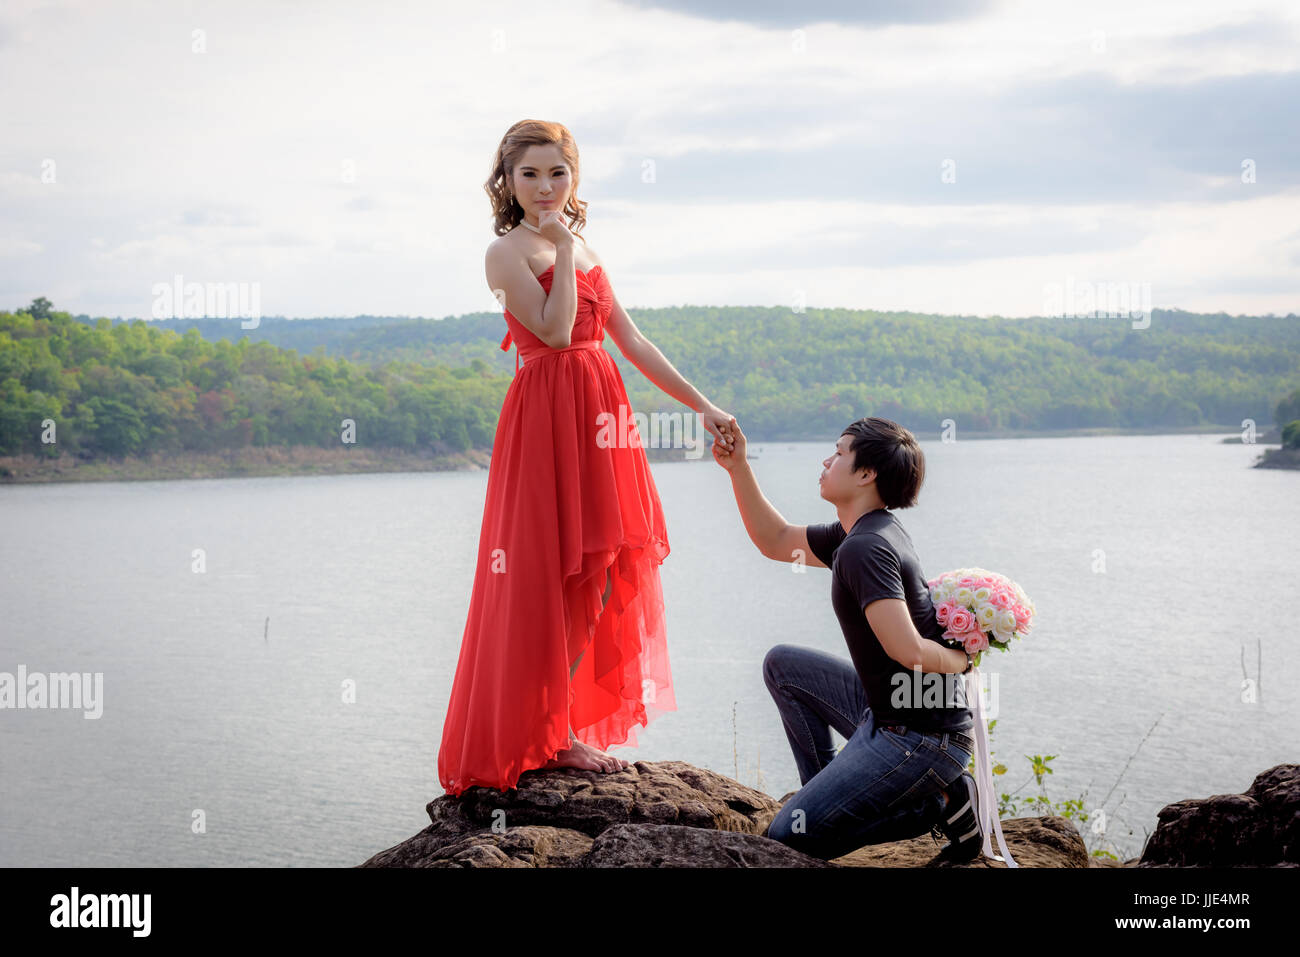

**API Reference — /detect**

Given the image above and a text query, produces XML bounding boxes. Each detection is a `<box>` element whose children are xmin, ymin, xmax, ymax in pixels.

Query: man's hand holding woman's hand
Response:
<box><xmin>710</xmin><ymin>415</ymin><xmax>747</xmax><ymax>472</ymax></box>
<box><xmin>701</xmin><ymin>405</ymin><xmax>736</xmax><ymax>454</ymax></box>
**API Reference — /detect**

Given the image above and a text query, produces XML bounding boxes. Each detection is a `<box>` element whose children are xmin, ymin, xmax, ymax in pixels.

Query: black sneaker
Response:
<box><xmin>934</xmin><ymin>771</ymin><xmax>983</xmax><ymax>862</ymax></box>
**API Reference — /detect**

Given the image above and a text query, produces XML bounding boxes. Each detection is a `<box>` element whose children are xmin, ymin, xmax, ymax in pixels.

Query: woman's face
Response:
<box><xmin>510</xmin><ymin>144</ymin><xmax>572</xmax><ymax>221</ymax></box>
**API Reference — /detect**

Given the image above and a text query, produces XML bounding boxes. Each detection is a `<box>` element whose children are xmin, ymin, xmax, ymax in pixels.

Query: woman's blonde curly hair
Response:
<box><xmin>484</xmin><ymin>120</ymin><xmax>589</xmax><ymax>241</ymax></box>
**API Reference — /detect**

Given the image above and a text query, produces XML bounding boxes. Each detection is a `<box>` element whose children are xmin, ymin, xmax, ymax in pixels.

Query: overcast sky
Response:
<box><xmin>2</xmin><ymin>0</ymin><xmax>1298</xmax><ymax>321</ymax></box>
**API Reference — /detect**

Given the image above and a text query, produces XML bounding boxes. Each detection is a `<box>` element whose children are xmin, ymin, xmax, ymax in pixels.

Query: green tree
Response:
<box><xmin>84</xmin><ymin>396</ymin><xmax>147</xmax><ymax>456</ymax></box>
<box><xmin>1275</xmin><ymin>388</ymin><xmax>1300</xmax><ymax>426</ymax></box>
<box><xmin>24</xmin><ymin>297</ymin><xmax>54</xmax><ymax>320</ymax></box>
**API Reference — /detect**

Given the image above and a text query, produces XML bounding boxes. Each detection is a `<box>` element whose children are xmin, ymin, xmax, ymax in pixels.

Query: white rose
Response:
<box><xmin>994</xmin><ymin>609</ymin><xmax>1017</xmax><ymax>641</ymax></box>
<box><xmin>975</xmin><ymin>603</ymin><xmax>997</xmax><ymax>628</ymax></box>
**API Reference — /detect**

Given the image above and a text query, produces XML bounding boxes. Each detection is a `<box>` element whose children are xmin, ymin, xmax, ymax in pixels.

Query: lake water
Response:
<box><xmin>1</xmin><ymin>433</ymin><xmax>1295</xmax><ymax>866</ymax></box>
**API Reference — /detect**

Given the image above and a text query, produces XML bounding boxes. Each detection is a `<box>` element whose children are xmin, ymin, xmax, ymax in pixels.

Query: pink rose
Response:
<box><xmin>935</xmin><ymin>600</ymin><xmax>958</xmax><ymax>627</ymax></box>
<box><xmin>989</xmin><ymin>587</ymin><xmax>1014</xmax><ymax>609</ymax></box>
<box><xmin>947</xmin><ymin>606</ymin><xmax>975</xmax><ymax>634</ymax></box>
<box><xmin>962</xmin><ymin>630</ymin><xmax>989</xmax><ymax>654</ymax></box>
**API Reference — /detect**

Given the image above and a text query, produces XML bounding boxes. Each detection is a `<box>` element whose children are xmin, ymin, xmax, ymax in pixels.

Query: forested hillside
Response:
<box><xmin>3</xmin><ymin>298</ymin><xmax>1297</xmax><ymax>461</ymax></box>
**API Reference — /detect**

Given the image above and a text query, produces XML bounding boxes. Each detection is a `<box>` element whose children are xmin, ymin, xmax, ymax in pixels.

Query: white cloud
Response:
<box><xmin>0</xmin><ymin>237</ymin><xmax>43</xmax><ymax>257</ymax></box>
<box><xmin>0</xmin><ymin>0</ymin><xmax>1296</xmax><ymax>319</ymax></box>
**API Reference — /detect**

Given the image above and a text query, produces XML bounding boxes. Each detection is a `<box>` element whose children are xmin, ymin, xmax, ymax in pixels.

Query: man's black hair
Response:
<box><xmin>840</xmin><ymin>417</ymin><xmax>926</xmax><ymax>508</ymax></box>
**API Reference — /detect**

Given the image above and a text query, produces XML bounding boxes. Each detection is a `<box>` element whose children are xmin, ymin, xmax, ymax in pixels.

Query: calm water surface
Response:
<box><xmin>1</xmin><ymin>433</ymin><xmax>1295</xmax><ymax>865</ymax></box>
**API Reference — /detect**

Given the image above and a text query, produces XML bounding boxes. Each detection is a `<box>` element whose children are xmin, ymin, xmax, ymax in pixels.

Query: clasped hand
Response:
<box><xmin>708</xmin><ymin>411</ymin><xmax>747</xmax><ymax>472</ymax></box>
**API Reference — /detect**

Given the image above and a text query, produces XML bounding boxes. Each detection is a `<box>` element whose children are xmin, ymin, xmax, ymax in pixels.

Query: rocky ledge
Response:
<box><xmin>358</xmin><ymin>760</ymin><xmax>1300</xmax><ymax>868</ymax></box>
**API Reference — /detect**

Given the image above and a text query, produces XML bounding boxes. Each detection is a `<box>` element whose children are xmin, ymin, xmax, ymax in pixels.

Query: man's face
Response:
<box><xmin>819</xmin><ymin>433</ymin><xmax>871</xmax><ymax>502</ymax></box>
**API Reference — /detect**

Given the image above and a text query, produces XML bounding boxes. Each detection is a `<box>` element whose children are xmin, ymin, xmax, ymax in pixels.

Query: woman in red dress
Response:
<box><xmin>437</xmin><ymin>120</ymin><xmax>737</xmax><ymax>796</ymax></box>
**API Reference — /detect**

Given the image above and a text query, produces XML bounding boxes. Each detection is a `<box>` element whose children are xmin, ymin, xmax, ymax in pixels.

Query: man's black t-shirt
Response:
<box><xmin>804</xmin><ymin>508</ymin><xmax>973</xmax><ymax>732</ymax></box>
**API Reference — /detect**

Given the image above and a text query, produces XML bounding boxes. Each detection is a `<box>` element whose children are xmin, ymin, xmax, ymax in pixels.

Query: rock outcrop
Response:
<box><xmin>361</xmin><ymin>759</ymin><xmax>1089</xmax><ymax>868</ymax></box>
<box><xmin>361</xmin><ymin>760</ymin><xmax>1300</xmax><ymax>868</ymax></box>
<box><xmin>1136</xmin><ymin>764</ymin><xmax>1300</xmax><ymax>867</ymax></box>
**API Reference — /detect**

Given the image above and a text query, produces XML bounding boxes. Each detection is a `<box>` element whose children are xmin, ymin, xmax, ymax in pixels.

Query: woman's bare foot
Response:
<box><xmin>542</xmin><ymin>738</ymin><xmax>630</xmax><ymax>773</ymax></box>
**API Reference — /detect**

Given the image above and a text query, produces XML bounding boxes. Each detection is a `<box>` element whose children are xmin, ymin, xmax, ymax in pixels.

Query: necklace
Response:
<box><xmin>519</xmin><ymin>214</ymin><xmax>567</xmax><ymax>235</ymax></box>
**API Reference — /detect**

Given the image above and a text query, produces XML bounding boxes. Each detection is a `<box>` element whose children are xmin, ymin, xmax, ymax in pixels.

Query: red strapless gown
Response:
<box><xmin>437</xmin><ymin>263</ymin><xmax>675</xmax><ymax>796</ymax></box>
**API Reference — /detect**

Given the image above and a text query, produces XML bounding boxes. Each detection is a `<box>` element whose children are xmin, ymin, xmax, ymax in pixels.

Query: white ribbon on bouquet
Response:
<box><xmin>965</xmin><ymin>665</ymin><xmax>1018</xmax><ymax>867</ymax></box>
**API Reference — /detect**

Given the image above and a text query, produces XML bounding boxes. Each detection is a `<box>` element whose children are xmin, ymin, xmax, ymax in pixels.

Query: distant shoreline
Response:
<box><xmin>810</xmin><ymin>424</ymin><xmax>1266</xmax><ymax>442</ymax></box>
<box><xmin>1252</xmin><ymin>446</ymin><xmax>1300</xmax><ymax>470</ymax></box>
<box><xmin>0</xmin><ymin>424</ymin><xmax>1281</xmax><ymax>485</ymax></box>
<box><xmin>0</xmin><ymin>446</ymin><xmax>492</xmax><ymax>485</ymax></box>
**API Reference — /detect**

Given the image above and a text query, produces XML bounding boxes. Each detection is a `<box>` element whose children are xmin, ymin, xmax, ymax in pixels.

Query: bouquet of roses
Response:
<box><xmin>927</xmin><ymin>567</ymin><xmax>1036</xmax><ymax>667</ymax></box>
<box><xmin>923</xmin><ymin>567</ymin><xmax>1036</xmax><ymax>868</ymax></box>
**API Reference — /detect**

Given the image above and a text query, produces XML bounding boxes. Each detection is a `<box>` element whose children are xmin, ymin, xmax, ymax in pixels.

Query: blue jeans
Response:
<box><xmin>762</xmin><ymin>643</ymin><xmax>976</xmax><ymax>860</ymax></box>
